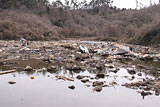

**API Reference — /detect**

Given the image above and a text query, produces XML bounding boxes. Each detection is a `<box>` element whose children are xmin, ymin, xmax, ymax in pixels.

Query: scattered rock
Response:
<box><xmin>85</xmin><ymin>84</ymin><xmax>90</xmax><ymax>87</ymax></box>
<box><xmin>47</xmin><ymin>66</ymin><xmax>57</xmax><ymax>72</ymax></box>
<box><xmin>96</xmin><ymin>73</ymin><xmax>105</xmax><ymax>78</ymax></box>
<box><xmin>75</xmin><ymin>57</ymin><xmax>83</xmax><ymax>61</ymax></box>
<box><xmin>43</xmin><ymin>57</ymin><xmax>51</xmax><ymax>63</ymax></box>
<box><xmin>72</xmin><ymin>66</ymin><xmax>83</xmax><ymax>72</ymax></box>
<box><xmin>81</xmin><ymin>54</ymin><xmax>90</xmax><ymax>59</ymax></box>
<box><xmin>139</xmin><ymin>55</ymin><xmax>154</xmax><ymax>61</ymax></box>
<box><xmin>102</xmin><ymin>84</ymin><xmax>109</xmax><ymax>87</ymax></box>
<box><xmin>81</xmin><ymin>79</ymin><xmax>89</xmax><ymax>83</ymax></box>
<box><xmin>109</xmin><ymin>81</ymin><xmax>117</xmax><ymax>85</ymax></box>
<box><xmin>130</xmin><ymin>76</ymin><xmax>135</xmax><ymax>80</ymax></box>
<box><xmin>96</xmin><ymin>65</ymin><xmax>104</xmax><ymax>71</ymax></box>
<box><xmin>93</xmin><ymin>81</ymin><xmax>104</xmax><ymax>87</ymax></box>
<box><xmin>122</xmin><ymin>81</ymin><xmax>148</xmax><ymax>88</ymax></box>
<box><xmin>76</xmin><ymin>75</ymin><xmax>84</xmax><ymax>80</ymax></box>
<box><xmin>137</xmin><ymin>72</ymin><xmax>142</xmax><ymax>76</ymax></box>
<box><xmin>66</xmin><ymin>64</ymin><xmax>83</xmax><ymax>72</ymax></box>
<box><xmin>90</xmin><ymin>77</ymin><xmax>95</xmax><ymax>80</ymax></box>
<box><xmin>77</xmin><ymin>75</ymin><xmax>90</xmax><ymax>80</ymax></box>
<box><xmin>93</xmin><ymin>86</ymin><xmax>102</xmax><ymax>92</ymax></box>
<box><xmin>155</xmin><ymin>89</ymin><xmax>160</xmax><ymax>96</ymax></box>
<box><xmin>61</xmin><ymin>45</ymin><xmax>74</xmax><ymax>50</ymax></box>
<box><xmin>109</xmin><ymin>68</ymin><xmax>119</xmax><ymax>73</ymax></box>
<box><xmin>68</xmin><ymin>85</ymin><xmax>75</xmax><ymax>90</ymax></box>
<box><xmin>8</xmin><ymin>81</ymin><xmax>16</xmax><ymax>84</ymax></box>
<box><xmin>127</xmin><ymin>68</ymin><xmax>136</xmax><ymax>75</ymax></box>
<box><xmin>1</xmin><ymin>40</ymin><xmax>160</xmax><ymax>95</ymax></box>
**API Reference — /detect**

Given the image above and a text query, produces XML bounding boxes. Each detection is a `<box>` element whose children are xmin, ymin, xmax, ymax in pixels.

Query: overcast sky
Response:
<box><xmin>49</xmin><ymin>0</ymin><xmax>159</xmax><ymax>9</ymax></box>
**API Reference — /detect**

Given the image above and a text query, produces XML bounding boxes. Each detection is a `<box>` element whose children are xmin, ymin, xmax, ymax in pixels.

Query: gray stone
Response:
<box><xmin>93</xmin><ymin>86</ymin><xmax>102</xmax><ymax>92</ymax></box>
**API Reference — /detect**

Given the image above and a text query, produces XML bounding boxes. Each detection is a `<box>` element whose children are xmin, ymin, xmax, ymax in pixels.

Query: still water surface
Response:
<box><xmin>0</xmin><ymin>68</ymin><xmax>160</xmax><ymax>107</ymax></box>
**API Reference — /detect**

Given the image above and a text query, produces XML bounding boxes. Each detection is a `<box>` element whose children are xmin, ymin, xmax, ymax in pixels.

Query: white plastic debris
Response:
<box><xmin>0</xmin><ymin>49</ymin><xmax>2</xmax><ymax>53</ymax></box>
<box><xmin>79</xmin><ymin>45</ymin><xmax>89</xmax><ymax>53</ymax></box>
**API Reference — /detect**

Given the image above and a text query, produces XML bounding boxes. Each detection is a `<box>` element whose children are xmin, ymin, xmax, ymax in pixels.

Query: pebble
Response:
<box><xmin>109</xmin><ymin>81</ymin><xmax>117</xmax><ymax>85</ymax></box>
<box><xmin>96</xmin><ymin>73</ymin><xmax>105</xmax><ymax>78</ymax></box>
<box><xmin>8</xmin><ymin>81</ymin><xmax>16</xmax><ymax>84</ymax></box>
<box><xmin>81</xmin><ymin>79</ymin><xmax>89</xmax><ymax>83</ymax></box>
<box><xmin>68</xmin><ymin>85</ymin><xmax>75</xmax><ymax>90</ymax></box>
<box><xmin>93</xmin><ymin>81</ymin><xmax>104</xmax><ymax>87</ymax></box>
<box><xmin>137</xmin><ymin>72</ymin><xmax>142</xmax><ymax>76</ymax></box>
<box><xmin>93</xmin><ymin>86</ymin><xmax>102</xmax><ymax>92</ymax></box>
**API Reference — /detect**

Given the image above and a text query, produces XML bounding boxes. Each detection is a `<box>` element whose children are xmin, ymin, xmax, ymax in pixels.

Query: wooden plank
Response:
<box><xmin>0</xmin><ymin>69</ymin><xmax>16</xmax><ymax>75</ymax></box>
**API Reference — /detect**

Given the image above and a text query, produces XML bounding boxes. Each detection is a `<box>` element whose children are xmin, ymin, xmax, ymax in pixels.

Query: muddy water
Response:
<box><xmin>0</xmin><ymin>60</ymin><xmax>160</xmax><ymax>107</ymax></box>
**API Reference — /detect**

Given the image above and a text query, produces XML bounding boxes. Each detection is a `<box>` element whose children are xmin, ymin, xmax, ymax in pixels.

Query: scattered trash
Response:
<box><xmin>30</xmin><ymin>76</ymin><xmax>35</xmax><ymax>79</ymax></box>
<box><xmin>20</xmin><ymin>38</ymin><xmax>29</xmax><ymax>46</ymax></box>
<box><xmin>0</xmin><ymin>40</ymin><xmax>160</xmax><ymax>96</ymax></box>
<box><xmin>104</xmin><ymin>44</ymin><xmax>129</xmax><ymax>55</ymax></box>
<box><xmin>25</xmin><ymin>66</ymin><xmax>33</xmax><ymax>71</ymax></box>
<box><xmin>79</xmin><ymin>45</ymin><xmax>89</xmax><ymax>53</ymax></box>
<box><xmin>0</xmin><ymin>49</ymin><xmax>2</xmax><ymax>53</ymax></box>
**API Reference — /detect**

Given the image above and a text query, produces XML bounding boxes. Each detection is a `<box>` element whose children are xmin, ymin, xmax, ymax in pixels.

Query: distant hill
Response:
<box><xmin>0</xmin><ymin>0</ymin><xmax>160</xmax><ymax>46</ymax></box>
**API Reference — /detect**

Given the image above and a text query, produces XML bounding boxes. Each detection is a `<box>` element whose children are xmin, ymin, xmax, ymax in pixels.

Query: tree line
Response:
<box><xmin>0</xmin><ymin>0</ymin><xmax>115</xmax><ymax>10</ymax></box>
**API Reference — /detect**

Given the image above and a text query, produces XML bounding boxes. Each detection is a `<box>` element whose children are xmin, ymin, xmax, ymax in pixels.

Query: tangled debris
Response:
<box><xmin>0</xmin><ymin>40</ymin><xmax>160</xmax><ymax>97</ymax></box>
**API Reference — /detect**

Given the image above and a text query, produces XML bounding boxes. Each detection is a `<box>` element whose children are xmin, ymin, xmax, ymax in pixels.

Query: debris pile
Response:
<box><xmin>0</xmin><ymin>40</ymin><xmax>160</xmax><ymax>97</ymax></box>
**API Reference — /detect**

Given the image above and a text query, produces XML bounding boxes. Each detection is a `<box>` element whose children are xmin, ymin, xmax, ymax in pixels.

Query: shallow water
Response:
<box><xmin>0</xmin><ymin>66</ymin><xmax>160</xmax><ymax>107</ymax></box>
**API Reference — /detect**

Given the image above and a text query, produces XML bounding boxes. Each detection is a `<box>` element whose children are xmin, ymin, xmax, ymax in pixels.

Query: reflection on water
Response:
<box><xmin>0</xmin><ymin>59</ymin><xmax>160</xmax><ymax>107</ymax></box>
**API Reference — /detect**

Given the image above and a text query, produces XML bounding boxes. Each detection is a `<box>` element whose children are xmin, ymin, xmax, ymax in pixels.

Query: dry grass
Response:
<box><xmin>0</xmin><ymin>3</ymin><xmax>160</xmax><ymax>46</ymax></box>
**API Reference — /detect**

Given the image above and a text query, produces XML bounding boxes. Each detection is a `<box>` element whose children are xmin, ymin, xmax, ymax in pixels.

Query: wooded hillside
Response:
<box><xmin>0</xmin><ymin>0</ymin><xmax>160</xmax><ymax>46</ymax></box>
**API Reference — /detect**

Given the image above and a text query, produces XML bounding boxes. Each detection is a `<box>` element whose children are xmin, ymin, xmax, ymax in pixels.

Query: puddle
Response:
<box><xmin>0</xmin><ymin>60</ymin><xmax>160</xmax><ymax>107</ymax></box>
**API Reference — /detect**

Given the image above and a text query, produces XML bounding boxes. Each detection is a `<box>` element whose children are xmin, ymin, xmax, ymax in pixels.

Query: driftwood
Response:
<box><xmin>55</xmin><ymin>75</ymin><xmax>74</xmax><ymax>81</ymax></box>
<box><xmin>0</xmin><ymin>69</ymin><xmax>16</xmax><ymax>75</ymax></box>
